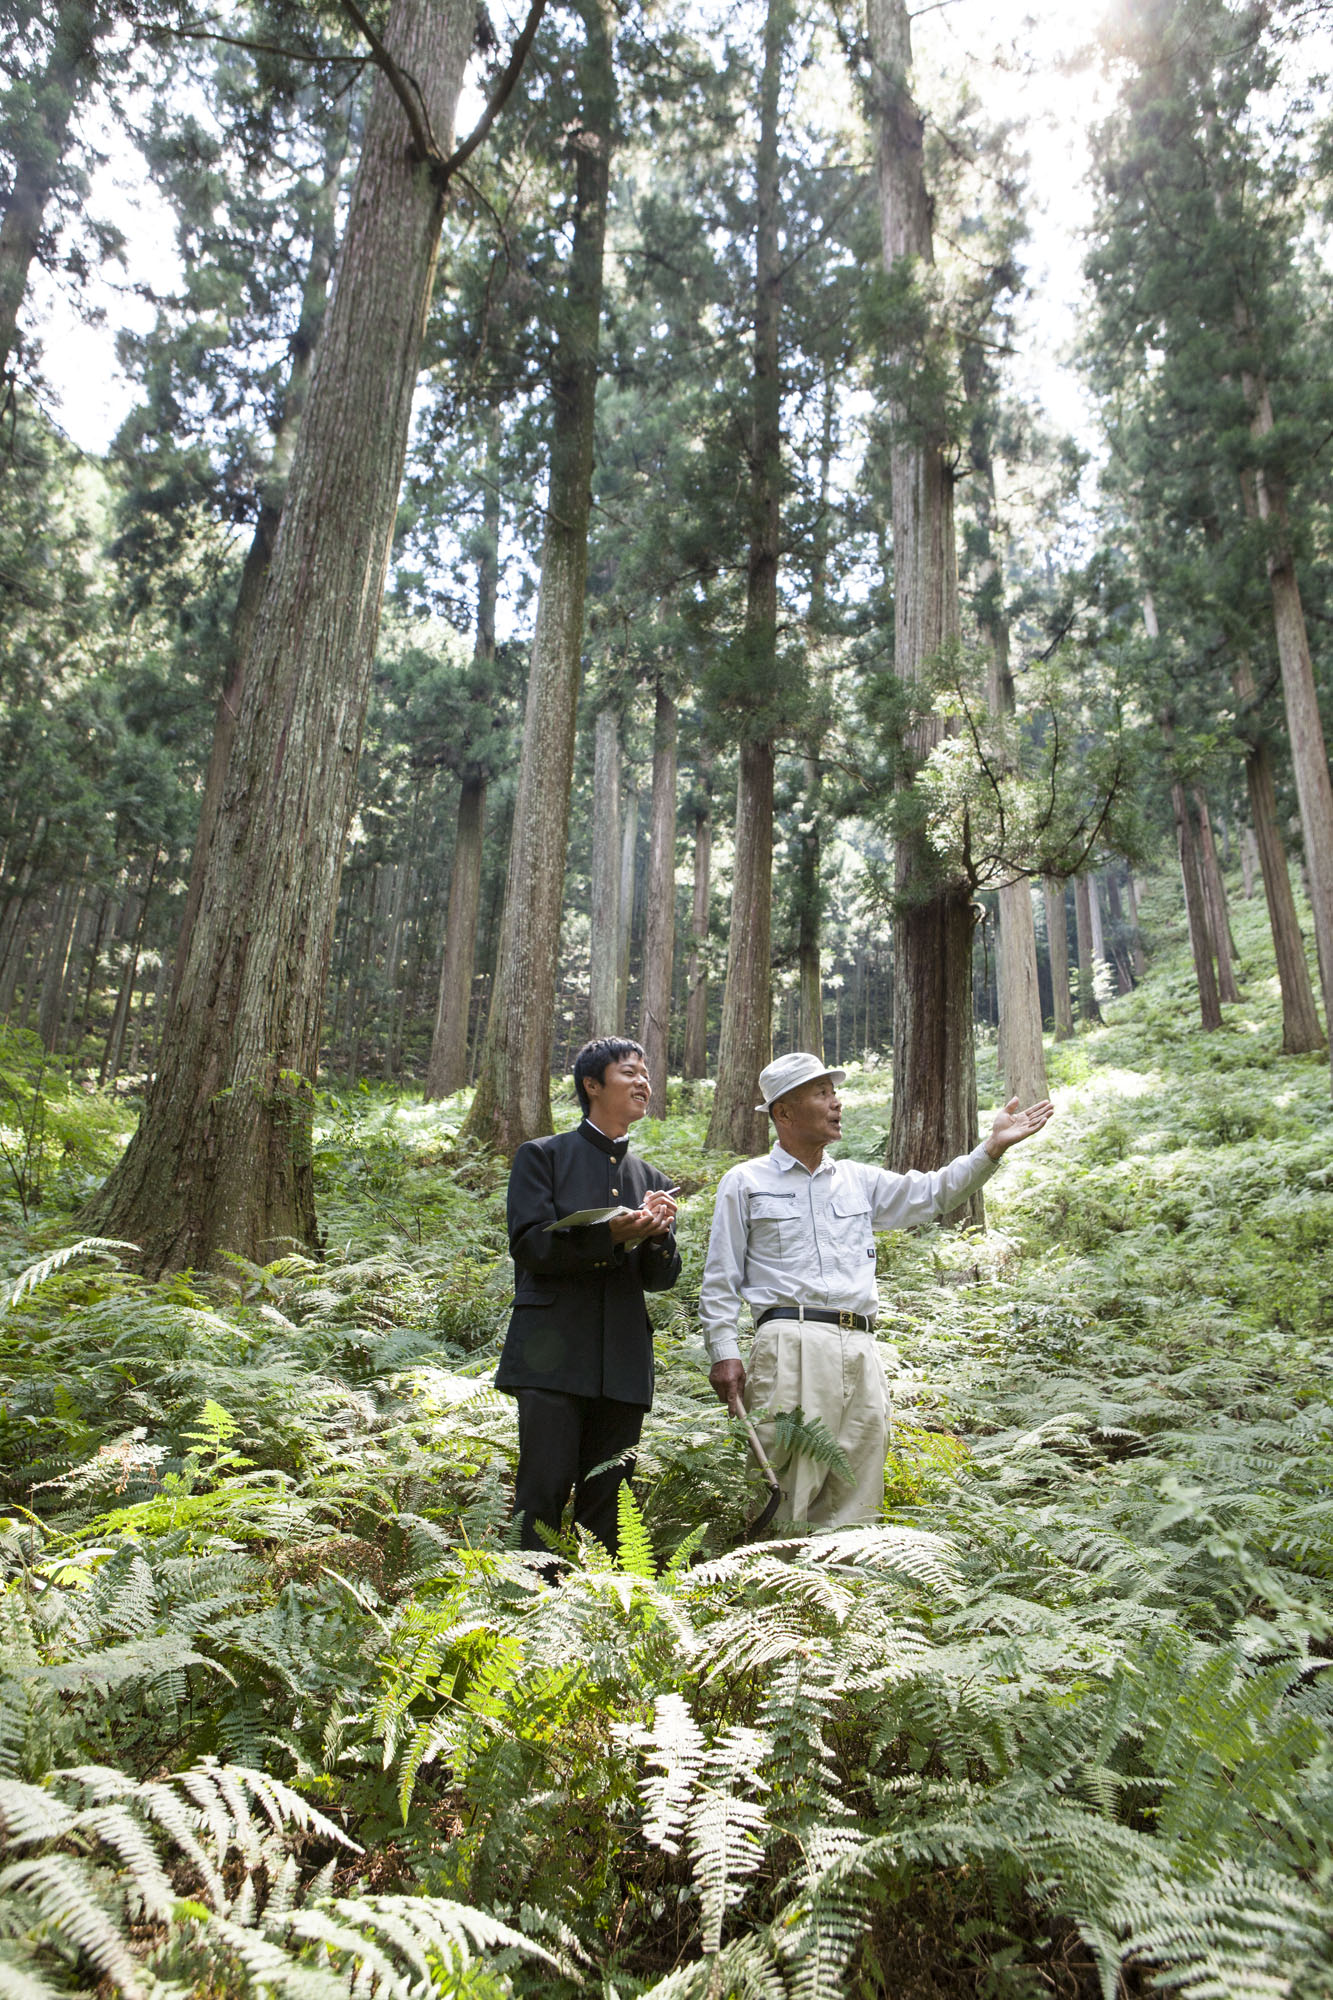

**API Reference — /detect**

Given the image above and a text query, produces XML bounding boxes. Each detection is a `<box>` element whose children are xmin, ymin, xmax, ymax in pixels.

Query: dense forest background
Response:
<box><xmin>2</xmin><ymin>0</ymin><xmax>1333</xmax><ymax>1993</ymax></box>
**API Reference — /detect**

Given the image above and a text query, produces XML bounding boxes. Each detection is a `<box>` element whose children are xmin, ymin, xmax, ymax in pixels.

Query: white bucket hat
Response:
<box><xmin>754</xmin><ymin>1052</ymin><xmax>847</xmax><ymax>1111</ymax></box>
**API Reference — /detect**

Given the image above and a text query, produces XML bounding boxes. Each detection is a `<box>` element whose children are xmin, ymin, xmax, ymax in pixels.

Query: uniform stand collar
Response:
<box><xmin>579</xmin><ymin>1119</ymin><xmax>628</xmax><ymax>1163</ymax></box>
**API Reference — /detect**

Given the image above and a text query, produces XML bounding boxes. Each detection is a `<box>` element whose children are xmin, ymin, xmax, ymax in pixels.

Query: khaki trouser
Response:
<box><xmin>744</xmin><ymin>1318</ymin><xmax>889</xmax><ymax>1528</ymax></box>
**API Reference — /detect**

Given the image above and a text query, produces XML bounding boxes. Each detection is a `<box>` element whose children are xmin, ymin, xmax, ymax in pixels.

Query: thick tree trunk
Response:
<box><xmin>465</xmin><ymin>0</ymin><xmax>614</xmax><ymax>1154</ymax></box>
<box><xmin>424</xmin><ymin>774</ymin><xmax>486</xmax><ymax>1100</ymax></box>
<box><xmin>683</xmin><ymin>781</ymin><xmax>713</xmax><ymax>1080</ymax></box>
<box><xmin>0</xmin><ymin>0</ymin><xmax>101</xmax><ymax>383</ymax></box>
<box><xmin>1072</xmin><ymin>875</ymin><xmax>1103</xmax><ymax>1026</ymax></box>
<box><xmin>1232</xmin><ymin>663</ymin><xmax>1323</xmax><ymax>1053</ymax></box>
<box><xmin>707</xmin><ymin>0</ymin><xmax>787</xmax><ymax>1156</ymax></box>
<box><xmin>1043</xmin><ymin>878</ymin><xmax>1073</xmax><ymax>1040</ymax></box>
<box><xmin>1193</xmin><ymin>787</ymin><xmax>1240</xmax><ymax>1001</ymax></box>
<box><xmin>709</xmin><ymin>742</ymin><xmax>775</xmax><ymax>1155</ymax></box>
<box><xmin>589</xmin><ymin>702</ymin><xmax>622</xmax><ymax>1037</ymax></box>
<box><xmin>638</xmin><ymin>682</ymin><xmax>677</xmax><ymax>1116</ymax></box>
<box><xmin>868</xmin><ymin>0</ymin><xmax>979</xmax><ymax>1205</ymax></box>
<box><xmin>1240</xmin><ymin>356</ymin><xmax>1333</xmax><ymax>1096</ymax></box>
<box><xmin>84</xmin><ymin>0</ymin><xmax>474</xmax><ymax>1272</ymax></box>
<box><xmin>173</xmin><ymin>111</ymin><xmax>347</xmax><ymax>996</ymax></box>
<box><xmin>1172</xmin><ymin>779</ymin><xmax>1223</xmax><ymax>1031</ymax></box>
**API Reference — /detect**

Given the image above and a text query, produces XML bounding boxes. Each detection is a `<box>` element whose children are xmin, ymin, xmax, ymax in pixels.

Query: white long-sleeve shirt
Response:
<box><xmin>698</xmin><ymin>1141</ymin><xmax>999</xmax><ymax>1364</ymax></box>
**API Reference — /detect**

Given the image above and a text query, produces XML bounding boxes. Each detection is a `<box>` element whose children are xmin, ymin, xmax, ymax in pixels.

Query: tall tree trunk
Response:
<box><xmin>424</xmin><ymin>773</ymin><xmax>486</xmax><ymax>1100</ymax></box>
<box><xmin>1072</xmin><ymin>876</ymin><xmax>1103</xmax><ymax>1027</ymax></box>
<box><xmin>796</xmin><ymin>752</ymin><xmax>824</xmax><ymax>1059</ymax></box>
<box><xmin>99</xmin><ymin>851</ymin><xmax>158</xmax><ymax>1088</ymax></box>
<box><xmin>964</xmin><ymin>339</ymin><xmax>1046</xmax><ymax>1108</ymax></box>
<box><xmin>617</xmin><ymin>773</ymin><xmax>638</xmax><ymax>1028</ymax></box>
<box><xmin>424</xmin><ymin>421</ymin><xmax>502</xmax><ymax>1101</ymax></box>
<box><xmin>1172</xmin><ymin>777</ymin><xmax>1223</xmax><ymax>1031</ymax></box>
<box><xmin>0</xmin><ymin>0</ymin><xmax>101</xmax><ymax>384</ymax></box>
<box><xmin>710</xmin><ymin>743</ymin><xmax>775</xmax><ymax>1153</ymax></box>
<box><xmin>1124</xmin><ymin>869</ymin><xmax>1147</xmax><ymax>978</ymax></box>
<box><xmin>638</xmin><ymin>681</ymin><xmax>677</xmax><ymax>1115</ymax></box>
<box><xmin>1193</xmin><ymin>786</ymin><xmax>1240</xmax><ymax>1002</ymax></box>
<box><xmin>589</xmin><ymin>702</ymin><xmax>622</xmax><ymax>1036</ymax></box>
<box><xmin>1240</xmin><ymin>825</ymin><xmax>1258</xmax><ymax>900</ymax></box>
<box><xmin>84</xmin><ymin>0</ymin><xmax>475</xmax><ymax>1272</ymax></box>
<box><xmin>1238</xmin><ymin>341</ymin><xmax>1333</xmax><ymax>1096</ymax></box>
<box><xmin>173</xmin><ymin>108</ymin><xmax>348</xmax><ymax>995</ymax></box>
<box><xmin>868</xmin><ymin>0</ymin><xmax>979</xmax><ymax>1201</ymax></box>
<box><xmin>465</xmin><ymin>0</ymin><xmax>614</xmax><ymax>1153</ymax></box>
<box><xmin>1104</xmin><ymin>870</ymin><xmax>1135</xmax><ymax>994</ymax></box>
<box><xmin>35</xmin><ymin>877</ymin><xmax>79</xmax><ymax>1049</ymax></box>
<box><xmin>1233</xmin><ymin>661</ymin><xmax>1323</xmax><ymax>1053</ymax></box>
<box><xmin>683</xmin><ymin>774</ymin><xmax>713</xmax><ymax>1080</ymax></box>
<box><xmin>1088</xmin><ymin>873</ymin><xmax>1106</xmax><ymax>968</ymax></box>
<box><xmin>706</xmin><ymin>0</ymin><xmax>788</xmax><ymax>1156</ymax></box>
<box><xmin>1043</xmin><ymin>878</ymin><xmax>1073</xmax><ymax>1039</ymax></box>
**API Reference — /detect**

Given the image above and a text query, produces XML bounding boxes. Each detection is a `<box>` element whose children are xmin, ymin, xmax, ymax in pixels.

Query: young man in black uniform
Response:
<box><xmin>495</xmin><ymin>1036</ymin><xmax>680</xmax><ymax>1558</ymax></box>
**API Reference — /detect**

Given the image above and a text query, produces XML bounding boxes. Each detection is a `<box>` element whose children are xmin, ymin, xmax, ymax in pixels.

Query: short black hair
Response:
<box><xmin>573</xmin><ymin>1036</ymin><xmax>645</xmax><ymax>1114</ymax></box>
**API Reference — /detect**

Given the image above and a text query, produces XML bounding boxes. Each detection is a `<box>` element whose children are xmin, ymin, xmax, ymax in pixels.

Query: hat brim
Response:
<box><xmin>755</xmin><ymin>1066</ymin><xmax>847</xmax><ymax>1110</ymax></box>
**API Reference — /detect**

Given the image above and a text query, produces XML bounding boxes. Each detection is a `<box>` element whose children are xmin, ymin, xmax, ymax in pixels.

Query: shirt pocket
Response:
<box><xmin>828</xmin><ymin>1196</ymin><xmax>874</xmax><ymax>1289</ymax></box>
<box><xmin>747</xmin><ymin>1191</ymin><xmax>797</xmax><ymax>1259</ymax></box>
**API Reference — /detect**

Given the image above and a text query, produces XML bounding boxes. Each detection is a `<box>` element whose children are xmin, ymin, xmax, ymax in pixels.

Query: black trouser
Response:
<box><xmin>512</xmin><ymin>1389</ymin><xmax>645</xmax><ymax>1559</ymax></box>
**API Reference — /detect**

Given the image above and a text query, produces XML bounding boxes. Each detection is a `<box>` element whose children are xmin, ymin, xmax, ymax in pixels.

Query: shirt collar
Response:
<box><xmin>770</xmin><ymin>1142</ymin><xmax>834</xmax><ymax>1177</ymax></box>
<box><xmin>580</xmin><ymin>1119</ymin><xmax>628</xmax><ymax>1163</ymax></box>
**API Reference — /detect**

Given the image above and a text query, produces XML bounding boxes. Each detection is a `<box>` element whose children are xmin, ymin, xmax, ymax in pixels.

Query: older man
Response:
<box><xmin>700</xmin><ymin>1053</ymin><xmax>1052</xmax><ymax>1528</ymax></box>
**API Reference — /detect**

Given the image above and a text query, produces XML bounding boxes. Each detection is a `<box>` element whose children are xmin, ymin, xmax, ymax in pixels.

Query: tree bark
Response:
<box><xmin>588</xmin><ymin>702</ymin><xmax>622</xmax><ymax>1037</ymax></box>
<box><xmin>172</xmin><ymin>108</ymin><xmax>348</xmax><ymax>996</ymax></box>
<box><xmin>1232</xmin><ymin>662</ymin><xmax>1323</xmax><ymax>1053</ymax></box>
<box><xmin>1072</xmin><ymin>875</ymin><xmax>1104</xmax><ymax>1027</ymax></box>
<box><xmin>84</xmin><ymin>0</ymin><xmax>475</xmax><ymax>1272</ymax></box>
<box><xmin>1240</xmin><ymin>825</ymin><xmax>1258</xmax><ymax>901</ymax></box>
<box><xmin>617</xmin><ymin>773</ymin><xmax>638</xmax><ymax>1027</ymax></box>
<box><xmin>868</xmin><ymin>0</ymin><xmax>979</xmax><ymax>1206</ymax></box>
<box><xmin>1238</xmin><ymin>347</ymin><xmax>1333</xmax><ymax>1096</ymax></box>
<box><xmin>1172</xmin><ymin>779</ymin><xmax>1223</xmax><ymax>1031</ymax></box>
<box><xmin>424</xmin><ymin>774</ymin><xmax>486</xmax><ymax>1099</ymax></box>
<box><xmin>424</xmin><ymin>420</ymin><xmax>502</xmax><ymax>1100</ymax></box>
<box><xmin>683</xmin><ymin>777</ymin><xmax>713</xmax><ymax>1080</ymax></box>
<box><xmin>1124</xmin><ymin>870</ymin><xmax>1147</xmax><ymax>979</ymax></box>
<box><xmin>465</xmin><ymin>0</ymin><xmax>614</xmax><ymax>1154</ymax></box>
<box><xmin>709</xmin><ymin>741</ymin><xmax>775</xmax><ymax>1155</ymax></box>
<box><xmin>964</xmin><ymin>338</ymin><xmax>1046</xmax><ymax>1108</ymax></box>
<box><xmin>638</xmin><ymin>681</ymin><xmax>677</xmax><ymax>1116</ymax></box>
<box><xmin>1193</xmin><ymin>787</ymin><xmax>1240</xmax><ymax>1002</ymax></box>
<box><xmin>1088</xmin><ymin>872</ymin><xmax>1106</xmax><ymax>969</ymax></box>
<box><xmin>706</xmin><ymin>0</ymin><xmax>788</xmax><ymax>1157</ymax></box>
<box><xmin>0</xmin><ymin>0</ymin><xmax>101</xmax><ymax>384</ymax></box>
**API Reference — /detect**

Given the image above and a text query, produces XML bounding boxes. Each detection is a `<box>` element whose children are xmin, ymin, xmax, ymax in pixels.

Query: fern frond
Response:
<box><xmin>1</xmin><ymin>1239</ymin><xmax>139</xmax><ymax>1311</ymax></box>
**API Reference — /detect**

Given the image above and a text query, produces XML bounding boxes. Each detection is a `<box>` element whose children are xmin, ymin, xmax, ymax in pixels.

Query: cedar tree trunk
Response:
<box><xmin>869</xmin><ymin>0</ymin><xmax>979</xmax><ymax>1200</ymax></box>
<box><xmin>173</xmin><ymin>109</ymin><xmax>347</xmax><ymax>995</ymax></box>
<box><xmin>589</xmin><ymin>702</ymin><xmax>622</xmax><ymax>1036</ymax></box>
<box><xmin>84</xmin><ymin>0</ymin><xmax>474</xmax><ymax>1272</ymax></box>
<box><xmin>707</xmin><ymin>0</ymin><xmax>787</xmax><ymax>1156</ymax></box>
<box><xmin>1043</xmin><ymin>876</ymin><xmax>1074</xmax><ymax>1040</ymax></box>
<box><xmin>683</xmin><ymin>781</ymin><xmax>713</xmax><ymax>1079</ymax></box>
<box><xmin>1232</xmin><ymin>661</ymin><xmax>1323</xmax><ymax>1053</ymax></box>
<box><xmin>0</xmin><ymin>0</ymin><xmax>101</xmax><ymax>383</ymax></box>
<box><xmin>638</xmin><ymin>680</ymin><xmax>677</xmax><ymax>1116</ymax></box>
<box><xmin>465</xmin><ymin>0</ymin><xmax>614</xmax><ymax>1153</ymax></box>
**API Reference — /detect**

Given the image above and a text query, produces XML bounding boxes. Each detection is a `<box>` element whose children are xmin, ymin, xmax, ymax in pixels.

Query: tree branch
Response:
<box><xmin>440</xmin><ymin>0</ymin><xmax>549</xmax><ymax>185</ymax></box>
<box><xmin>339</xmin><ymin>0</ymin><xmax>442</xmax><ymax>170</ymax></box>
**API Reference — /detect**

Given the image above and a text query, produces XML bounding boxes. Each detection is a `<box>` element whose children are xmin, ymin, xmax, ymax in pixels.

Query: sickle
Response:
<box><xmin>735</xmin><ymin>1407</ymin><xmax>784</xmax><ymax>1540</ymax></box>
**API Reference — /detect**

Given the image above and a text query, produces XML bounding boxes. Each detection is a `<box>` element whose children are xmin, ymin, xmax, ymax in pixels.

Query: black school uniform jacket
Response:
<box><xmin>494</xmin><ymin>1121</ymin><xmax>681</xmax><ymax>1406</ymax></box>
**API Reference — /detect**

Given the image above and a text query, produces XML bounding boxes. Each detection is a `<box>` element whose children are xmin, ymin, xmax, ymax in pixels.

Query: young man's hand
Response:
<box><xmin>609</xmin><ymin>1191</ymin><xmax>677</xmax><ymax>1244</ymax></box>
<box><xmin>984</xmin><ymin>1096</ymin><xmax>1055</xmax><ymax>1159</ymax></box>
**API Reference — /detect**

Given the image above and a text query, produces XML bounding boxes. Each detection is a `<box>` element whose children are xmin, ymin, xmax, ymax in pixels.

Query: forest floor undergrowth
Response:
<box><xmin>1</xmin><ymin>874</ymin><xmax>1332</xmax><ymax>1999</ymax></box>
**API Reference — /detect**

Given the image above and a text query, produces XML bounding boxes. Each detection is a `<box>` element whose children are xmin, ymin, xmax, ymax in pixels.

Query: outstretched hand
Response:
<box><xmin>984</xmin><ymin>1095</ymin><xmax>1054</xmax><ymax>1159</ymax></box>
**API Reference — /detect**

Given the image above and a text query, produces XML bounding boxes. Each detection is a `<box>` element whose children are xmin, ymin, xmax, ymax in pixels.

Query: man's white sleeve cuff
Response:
<box><xmin>705</xmin><ymin>1333</ymin><xmax>743</xmax><ymax>1365</ymax></box>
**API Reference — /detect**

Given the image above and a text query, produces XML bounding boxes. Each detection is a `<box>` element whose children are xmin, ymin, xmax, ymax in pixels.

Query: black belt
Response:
<box><xmin>756</xmin><ymin>1306</ymin><xmax>876</xmax><ymax>1333</ymax></box>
